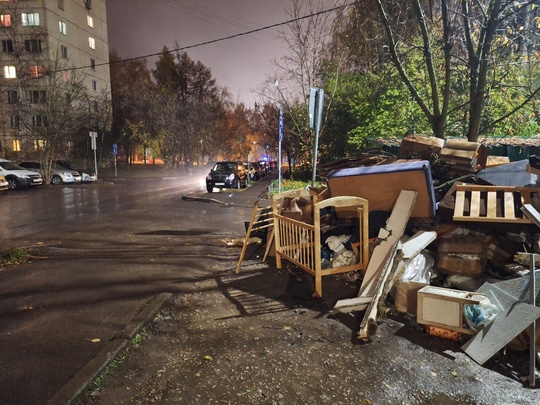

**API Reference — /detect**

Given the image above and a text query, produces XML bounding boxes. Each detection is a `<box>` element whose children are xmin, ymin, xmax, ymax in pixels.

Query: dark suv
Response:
<box><xmin>206</xmin><ymin>161</ymin><xmax>247</xmax><ymax>193</ymax></box>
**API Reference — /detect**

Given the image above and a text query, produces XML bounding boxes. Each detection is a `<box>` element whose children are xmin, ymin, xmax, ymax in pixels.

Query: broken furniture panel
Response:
<box><xmin>453</xmin><ymin>184</ymin><xmax>540</xmax><ymax>224</ymax></box>
<box><xmin>334</xmin><ymin>190</ymin><xmax>418</xmax><ymax>316</ymax></box>
<box><xmin>439</xmin><ymin>139</ymin><xmax>488</xmax><ymax>175</ymax></box>
<box><xmin>417</xmin><ymin>286</ymin><xmax>485</xmax><ymax>335</ymax></box>
<box><xmin>236</xmin><ymin>200</ymin><xmax>274</xmax><ymax>274</ymax></box>
<box><xmin>477</xmin><ymin>159</ymin><xmax>540</xmax><ymax>187</ymax></box>
<box><xmin>461</xmin><ymin>282</ymin><xmax>540</xmax><ymax>365</ymax></box>
<box><xmin>272</xmin><ymin>190</ymin><xmax>370</xmax><ymax>298</ymax></box>
<box><xmin>397</xmin><ymin>134</ymin><xmax>445</xmax><ymax>160</ymax></box>
<box><xmin>326</xmin><ymin>160</ymin><xmax>436</xmax><ymax>219</ymax></box>
<box><xmin>437</xmin><ymin>235</ymin><xmax>487</xmax><ymax>279</ymax></box>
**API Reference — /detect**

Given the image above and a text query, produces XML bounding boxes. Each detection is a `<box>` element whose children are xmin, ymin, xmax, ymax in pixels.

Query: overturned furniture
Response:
<box><xmin>272</xmin><ymin>189</ymin><xmax>370</xmax><ymax>298</ymax></box>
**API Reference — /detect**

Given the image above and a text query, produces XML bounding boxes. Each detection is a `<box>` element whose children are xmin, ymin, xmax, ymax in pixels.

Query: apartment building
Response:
<box><xmin>0</xmin><ymin>0</ymin><xmax>110</xmax><ymax>155</ymax></box>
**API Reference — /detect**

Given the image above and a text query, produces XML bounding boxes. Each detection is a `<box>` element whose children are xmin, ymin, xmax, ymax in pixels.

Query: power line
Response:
<box><xmin>64</xmin><ymin>1</ymin><xmax>358</xmax><ymax>74</ymax></box>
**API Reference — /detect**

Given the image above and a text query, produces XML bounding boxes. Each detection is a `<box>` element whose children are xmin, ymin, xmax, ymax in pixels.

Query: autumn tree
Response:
<box><xmin>109</xmin><ymin>50</ymin><xmax>155</xmax><ymax>165</ymax></box>
<box><xmin>152</xmin><ymin>49</ymin><xmax>228</xmax><ymax>166</ymax></box>
<box><xmin>259</xmin><ymin>0</ymin><xmax>345</xmax><ymax>171</ymax></box>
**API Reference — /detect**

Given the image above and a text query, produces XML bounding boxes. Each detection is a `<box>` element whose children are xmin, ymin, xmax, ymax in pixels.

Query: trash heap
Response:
<box><xmin>251</xmin><ymin>134</ymin><xmax>540</xmax><ymax>383</ymax></box>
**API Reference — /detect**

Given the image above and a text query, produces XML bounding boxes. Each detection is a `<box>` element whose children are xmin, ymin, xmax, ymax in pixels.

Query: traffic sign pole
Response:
<box><xmin>89</xmin><ymin>131</ymin><xmax>98</xmax><ymax>180</ymax></box>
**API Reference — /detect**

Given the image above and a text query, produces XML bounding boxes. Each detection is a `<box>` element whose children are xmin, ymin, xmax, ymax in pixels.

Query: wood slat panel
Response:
<box><xmin>504</xmin><ymin>192</ymin><xmax>516</xmax><ymax>219</ymax></box>
<box><xmin>486</xmin><ymin>192</ymin><xmax>497</xmax><ymax>218</ymax></box>
<box><xmin>452</xmin><ymin>185</ymin><xmax>539</xmax><ymax>224</ymax></box>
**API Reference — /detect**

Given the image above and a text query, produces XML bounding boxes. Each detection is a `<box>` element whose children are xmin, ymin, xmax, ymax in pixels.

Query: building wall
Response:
<box><xmin>0</xmin><ymin>0</ymin><xmax>110</xmax><ymax>156</ymax></box>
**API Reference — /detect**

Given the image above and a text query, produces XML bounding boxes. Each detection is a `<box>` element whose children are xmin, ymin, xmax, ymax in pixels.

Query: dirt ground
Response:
<box><xmin>75</xmin><ymin>241</ymin><xmax>539</xmax><ymax>405</ymax></box>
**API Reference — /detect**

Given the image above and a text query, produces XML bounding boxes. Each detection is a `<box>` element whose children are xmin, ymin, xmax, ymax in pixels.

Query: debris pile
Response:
<box><xmin>238</xmin><ymin>134</ymin><xmax>540</xmax><ymax>385</ymax></box>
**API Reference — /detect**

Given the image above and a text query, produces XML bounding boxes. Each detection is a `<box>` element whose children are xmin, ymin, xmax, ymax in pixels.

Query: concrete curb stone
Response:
<box><xmin>48</xmin><ymin>292</ymin><xmax>173</xmax><ymax>405</ymax></box>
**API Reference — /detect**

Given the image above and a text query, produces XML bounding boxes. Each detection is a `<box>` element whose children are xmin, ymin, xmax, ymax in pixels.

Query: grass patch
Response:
<box><xmin>0</xmin><ymin>247</ymin><xmax>32</xmax><ymax>267</ymax></box>
<box><xmin>76</xmin><ymin>325</ymin><xmax>153</xmax><ymax>404</ymax></box>
<box><xmin>267</xmin><ymin>178</ymin><xmax>326</xmax><ymax>198</ymax></box>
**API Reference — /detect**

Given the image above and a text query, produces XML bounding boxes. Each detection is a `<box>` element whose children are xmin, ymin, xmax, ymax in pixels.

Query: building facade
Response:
<box><xmin>0</xmin><ymin>0</ymin><xmax>110</xmax><ymax>157</ymax></box>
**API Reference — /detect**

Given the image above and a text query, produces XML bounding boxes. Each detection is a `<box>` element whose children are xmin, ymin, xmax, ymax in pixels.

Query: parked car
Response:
<box><xmin>0</xmin><ymin>158</ymin><xmax>43</xmax><ymax>189</ymax></box>
<box><xmin>244</xmin><ymin>163</ymin><xmax>259</xmax><ymax>181</ymax></box>
<box><xmin>206</xmin><ymin>161</ymin><xmax>247</xmax><ymax>193</ymax></box>
<box><xmin>55</xmin><ymin>160</ymin><xmax>96</xmax><ymax>183</ymax></box>
<box><xmin>0</xmin><ymin>175</ymin><xmax>8</xmax><ymax>191</ymax></box>
<box><xmin>18</xmin><ymin>161</ymin><xmax>81</xmax><ymax>185</ymax></box>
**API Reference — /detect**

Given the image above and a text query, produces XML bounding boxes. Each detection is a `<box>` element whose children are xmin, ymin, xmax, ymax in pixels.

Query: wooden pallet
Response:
<box><xmin>453</xmin><ymin>185</ymin><xmax>540</xmax><ymax>223</ymax></box>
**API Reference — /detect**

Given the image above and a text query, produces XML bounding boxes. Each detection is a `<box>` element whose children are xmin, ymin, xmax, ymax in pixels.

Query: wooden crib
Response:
<box><xmin>272</xmin><ymin>189</ymin><xmax>369</xmax><ymax>297</ymax></box>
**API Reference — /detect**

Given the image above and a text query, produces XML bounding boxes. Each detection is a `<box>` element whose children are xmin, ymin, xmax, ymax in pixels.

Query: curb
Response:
<box><xmin>181</xmin><ymin>194</ymin><xmax>232</xmax><ymax>205</ymax></box>
<box><xmin>47</xmin><ymin>292</ymin><xmax>174</xmax><ymax>405</ymax></box>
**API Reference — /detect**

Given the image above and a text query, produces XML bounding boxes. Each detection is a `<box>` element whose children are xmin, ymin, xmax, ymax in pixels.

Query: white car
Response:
<box><xmin>55</xmin><ymin>160</ymin><xmax>96</xmax><ymax>183</ymax></box>
<box><xmin>0</xmin><ymin>159</ymin><xmax>43</xmax><ymax>189</ymax></box>
<box><xmin>18</xmin><ymin>161</ymin><xmax>81</xmax><ymax>185</ymax></box>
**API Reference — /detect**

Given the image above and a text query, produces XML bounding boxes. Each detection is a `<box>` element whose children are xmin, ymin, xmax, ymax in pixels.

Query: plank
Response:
<box><xmin>486</xmin><ymin>191</ymin><xmax>497</xmax><ymax>219</ymax></box>
<box><xmin>470</xmin><ymin>191</ymin><xmax>481</xmax><ymax>218</ymax></box>
<box><xmin>358</xmin><ymin>190</ymin><xmax>418</xmax><ymax>298</ymax></box>
<box><xmin>504</xmin><ymin>191</ymin><xmax>516</xmax><ymax>219</ymax></box>
<box><xmin>454</xmin><ymin>190</ymin><xmax>465</xmax><ymax>217</ymax></box>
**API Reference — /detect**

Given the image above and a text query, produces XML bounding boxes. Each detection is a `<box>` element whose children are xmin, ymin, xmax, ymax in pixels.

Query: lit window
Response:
<box><xmin>4</xmin><ymin>65</ymin><xmax>16</xmax><ymax>78</ymax></box>
<box><xmin>87</xmin><ymin>15</ymin><xmax>93</xmax><ymax>28</ymax></box>
<box><xmin>12</xmin><ymin>139</ymin><xmax>21</xmax><ymax>152</ymax></box>
<box><xmin>0</xmin><ymin>14</ymin><xmax>11</xmax><ymax>27</ymax></box>
<box><xmin>2</xmin><ymin>39</ymin><xmax>13</xmax><ymax>52</ymax></box>
<box><xmin>88</xmin><ymin>37</ymin><xmax>95</xmax><ymax>49</ymax></box>
<box><xmin>27</xmin><ymin>65</ymin><xmax>45</xmax><ymax>78</ymax></box>
<box><xmin>22</xmin><ymin>13</ymin><xmax>40</xmax><ymax>27</ymax></box>
<box><xmin>7</xmin><ymin>90</ymin><xmax>18</xmax><ymax>103</ymax></box>
<box><xmin>25</xmin><ymin>39</ymin><xmax>42</xmax><ymax>53</ymax></box>
<box><xmin>61</xmin><ymin>45</ymin><xmax>68</xmax><ymax>59</ymax></box>
<box><xmin>59</xmin><ymin>21</ymin><xmax>67</xmax><ymax>35</ymax></box>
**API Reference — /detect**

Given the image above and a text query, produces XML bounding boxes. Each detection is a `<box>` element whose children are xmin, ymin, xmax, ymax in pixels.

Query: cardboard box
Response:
<box><xmin>394</xmin><ymin>280</ymin><xmax>429</xmax><ymax>314</ymax></box>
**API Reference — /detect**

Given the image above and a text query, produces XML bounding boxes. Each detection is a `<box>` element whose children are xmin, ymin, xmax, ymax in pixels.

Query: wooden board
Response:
<box><xmin>453</xmin><ymin>184</ymin><xmax>540</xmax><ymax>223</ymax></box>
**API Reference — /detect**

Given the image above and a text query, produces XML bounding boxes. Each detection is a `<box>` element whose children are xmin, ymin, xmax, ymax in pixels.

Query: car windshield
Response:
<box><xmin>0</xmin><ymin>161</ymin><xmax>24</xmax><ymax>170</ymax></box>
<box><xmin>214</xmin><ymin>162</ymin><xmax>237</xmax><ymax>171</ymax></box>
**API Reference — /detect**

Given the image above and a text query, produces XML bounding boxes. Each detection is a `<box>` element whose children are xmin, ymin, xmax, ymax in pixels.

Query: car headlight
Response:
<box><xmin>227</xmin><ymin>174</ymin><xmax>235</xmax><ymax>180</ymax></box>
<box><xmin>206</xmin><ymin>174</ymin><xmax>212</xmax><ymax>180</ymax></box>
<box><xmin>20</xmin><ymin>174</ymin><xmax>30</xmax><ymax>179</ymax></box>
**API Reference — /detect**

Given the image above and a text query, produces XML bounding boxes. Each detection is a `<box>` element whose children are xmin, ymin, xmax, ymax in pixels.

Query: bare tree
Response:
<box><xmin>259</xmin><ymin>0</ymin><xmax>347</xmax><ymax>170</ymax></box>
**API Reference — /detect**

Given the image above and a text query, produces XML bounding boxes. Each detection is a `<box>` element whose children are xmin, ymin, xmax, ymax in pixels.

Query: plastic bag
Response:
<box><xmin>464</xmin><ymin>295</ymin><xmax>498</xmax><ymax>330</ymax></box>
<box><xmin>400</xmin><ymin>251</ymin><xmax>434</xmax><ymax>284</ymax></box>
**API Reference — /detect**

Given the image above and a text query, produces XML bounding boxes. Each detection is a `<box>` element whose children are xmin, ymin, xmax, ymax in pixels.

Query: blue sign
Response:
<box><xmin>279</xmin><ymin>108</ymin><xmax>283</xmax><ymax>141</ymax></box>
<box><xmin>113</xmin><ymin>143</ymin><xmax>117</xmax><ymax>155</ymax></box>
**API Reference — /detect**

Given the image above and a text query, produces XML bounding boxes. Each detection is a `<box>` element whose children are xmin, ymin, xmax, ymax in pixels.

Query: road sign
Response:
<box><xmin>309</xmin><ymin>87</ymin><xmax>324</xmax><ymax>130</ymax></box>
<box><xmin>113</xmin><ymin>143</ymin><xmax>117</xmax><ymax>155</ymax></box>
<box><xmin>279</xmin><ymin>108</ymin><xmax>283</xmax><ymax>141</ymax></box>
<box><xmin>89</xmin><ymin>131</ymin><xmax>97</xmax><ymax>150</ymax></box>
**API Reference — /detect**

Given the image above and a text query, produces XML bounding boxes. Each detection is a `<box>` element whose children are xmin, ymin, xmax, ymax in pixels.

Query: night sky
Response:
<box><xmin>106</xmin><ymin>0</ymin><xmax>289</xmax><ymax>106</ymax></box>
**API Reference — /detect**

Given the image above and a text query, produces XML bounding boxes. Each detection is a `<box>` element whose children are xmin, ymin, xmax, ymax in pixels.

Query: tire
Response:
<box><xmin>206</xmin><ymin>184</ymin><xmax>213</xmax><ymax>193</ymax></box>
<box><xmin>51</xmin><ymin>175</ymin><xmax>63</xmax><ymax>185</ymax></box>
<box><xmin>7</xmin><ymin>177</ymin><xmax>19</xmax><ymax>190</ymax></box>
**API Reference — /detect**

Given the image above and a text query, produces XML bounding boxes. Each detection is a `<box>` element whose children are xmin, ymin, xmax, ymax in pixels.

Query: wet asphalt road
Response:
<box><xmin>0</xmin><ymin>174</ymin><xmax>255</xmax><ymax>405</ymax></box>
